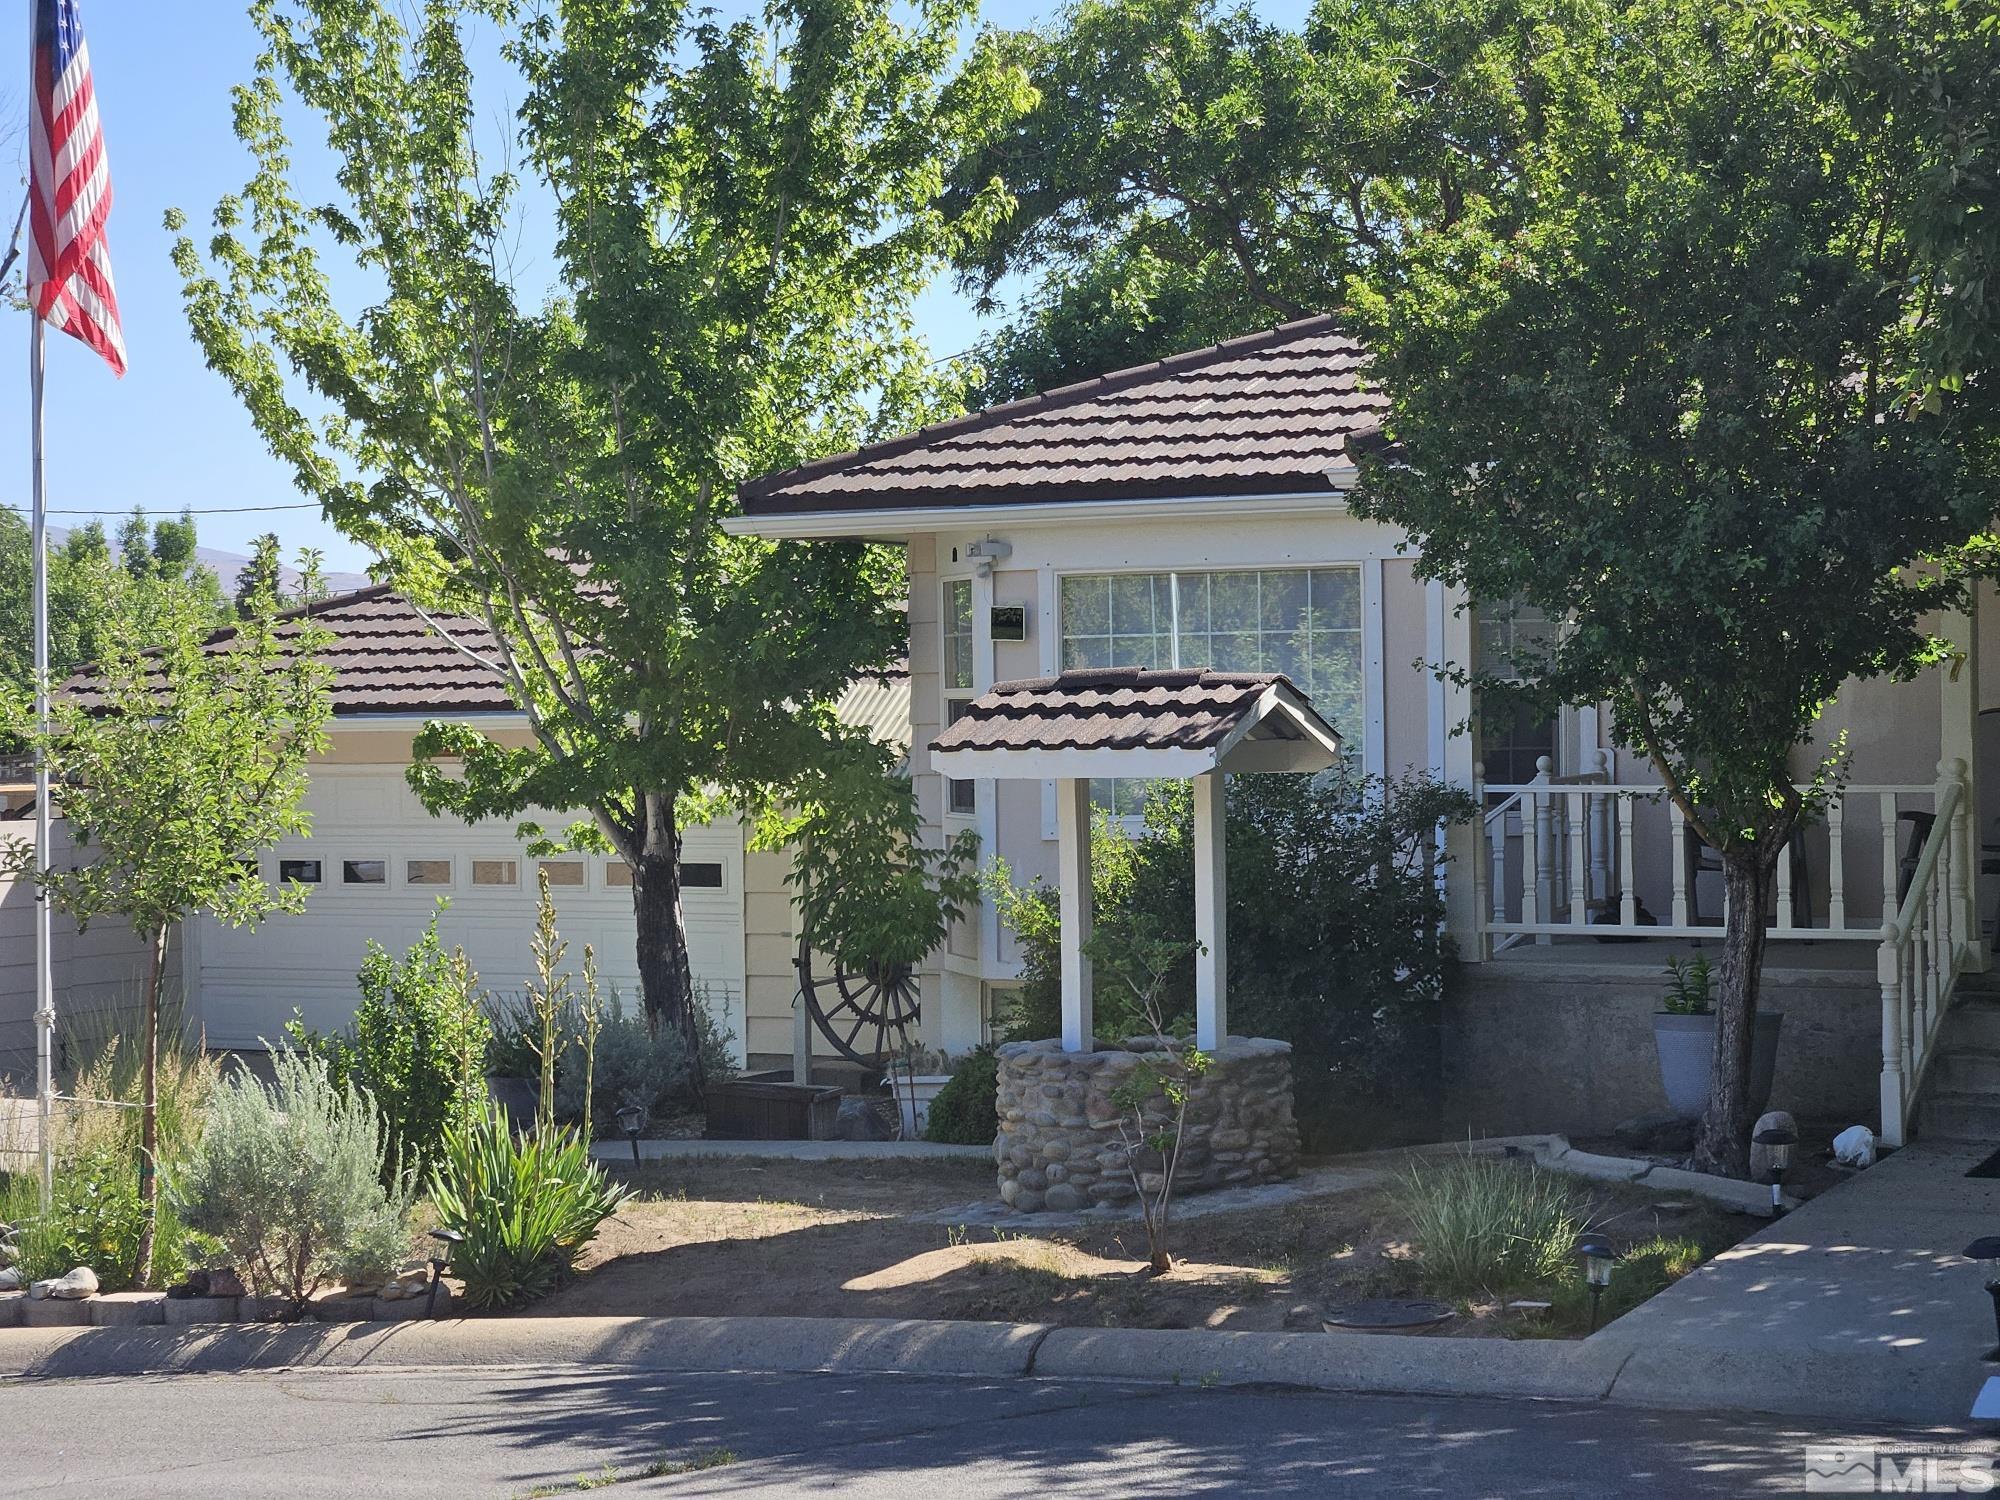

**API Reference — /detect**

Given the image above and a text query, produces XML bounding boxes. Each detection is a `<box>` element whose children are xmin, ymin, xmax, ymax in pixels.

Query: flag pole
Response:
<box><xmin>30</xmin><ymin>311</ymin><xmax>54</xmax><ymax>1207</ymax></box>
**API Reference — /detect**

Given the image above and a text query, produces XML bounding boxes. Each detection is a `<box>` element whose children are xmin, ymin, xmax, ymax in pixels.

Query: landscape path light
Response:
<box><xmin>1754</xmin><ymin>1123</ymin><xmax>1797</xmax><ymax>1217</ymax></box>
<box><xmin>426</xmin><ymin>1228</ymin><xmax>464</xmax><ymax>1318</ymax></box>
<box><xmin>1575</xmin><ymin>1233</ymin><xmax>1617</xmax><ymax>1334</ymax></box>
<box><xmin>618</xmin><ymin>1103</ymin><xmax>647</xmax><ymax>1169</ymax></box>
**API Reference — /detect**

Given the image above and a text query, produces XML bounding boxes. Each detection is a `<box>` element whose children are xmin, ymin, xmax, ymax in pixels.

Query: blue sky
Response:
<box><xmin>4</xmin><ymin>1</ymin><xmax>1308</xmax><ymax>577</ymax></box>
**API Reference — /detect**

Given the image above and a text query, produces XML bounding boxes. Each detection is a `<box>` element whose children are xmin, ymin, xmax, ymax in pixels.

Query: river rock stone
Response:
<box><xmin>47</xmin><ymin>1266</ymin><xmax>98</xmax><ymax>1299</ymax></box>
<box><xmin>991</xmin><ymin>1036</ymin><xmax>1299</xmax><ymax>1213</ymax></box>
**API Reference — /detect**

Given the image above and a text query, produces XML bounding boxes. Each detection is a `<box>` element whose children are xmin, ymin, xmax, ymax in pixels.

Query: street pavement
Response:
<box><xmin>2</xmin><ymin>1366</ymin><xmax>1993</xmax><ymax>1497</ymax></box>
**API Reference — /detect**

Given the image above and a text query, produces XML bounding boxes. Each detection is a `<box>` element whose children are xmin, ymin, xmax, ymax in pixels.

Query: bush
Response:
<box><xmin>56</xmin><ymin>1026</ymin><xmax>220</xmax><ymax>1172</ymax></box>
<box><xmin>169</xmin><ymin>1049</ymin><xmax>415</xmax><ymax>1310</ymax></box>
<box><xmin>923</xmin><ymin>1047</ymin><xmax>999</xmax><ymax>1144</ymax></box>
<box><xmin>495</xmin><ymin>987</ymin><xmax>736</xmax><ymax>1136</ymax></box>
<box><xmin>290</xmin><ymin>910</ymin><xmax>491</xmax><ymax>1180</ymax></box>
<box><xmin>1547</xmin><ymin>1233</ymin><xmax>1704</xmax><ymax>1332</ymax></box>
<box><xmin>1</xmin><ymin>1153</ymin><xmax>208</xmax><ymax>1292</ymax></box>
<box><xmin>991</xmin><ymin>770</ymin><xmax>1477</xmax><ymax>1149</ymax></box>
<box><xmin>1393</xmin><ymin>1154</ymin><xmax>1589</xmax><ymax>1297</ymax></box>
<box><xmin>428</xmin><ymin>1107</ymin><xmax>630</xmax><ymax>1308</ymax></box>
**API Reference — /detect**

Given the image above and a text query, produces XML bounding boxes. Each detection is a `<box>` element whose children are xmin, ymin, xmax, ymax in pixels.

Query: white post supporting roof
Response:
<box><xmin>1056</xmin><ymin>777</ymin><xmax>1095</xmax><ymax>1052</ymax></box>
<box><xmin>1193</xmin><ymin>771</ymin><xmax>1228</xmax><ymax>1050</ymax></box>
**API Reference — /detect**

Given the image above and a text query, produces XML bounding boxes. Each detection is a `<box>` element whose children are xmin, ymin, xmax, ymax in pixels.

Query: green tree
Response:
<box><xmin>169</xmin><ymin>0</ymin><xmax>1013</xmax><ymax>1081</ymax></box>
<box><xmin>0</xmin><ymin>562</ymin><xmax>333</xmax><ymax>1283</ymax></box>
<box><xmin>234</xmin><ymin>532</ymin><xmax>286</xmax><ymax>616</ymax></box>
<box><xmin>947</xmin><ymin>0</ymin><xmax>1529</xmax><ymax>393</ymax></box>
<box><xmin>1343</xmin><ymin>0</ymin><xmax>1997</xmax><ymax>1174</ymax></box>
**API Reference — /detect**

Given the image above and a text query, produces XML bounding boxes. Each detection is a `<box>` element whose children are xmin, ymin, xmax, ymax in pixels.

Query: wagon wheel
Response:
<box><xmin>795</xmin><ymin>934</ymin><xmax>920</xmax><ymax>1068</ymax></box>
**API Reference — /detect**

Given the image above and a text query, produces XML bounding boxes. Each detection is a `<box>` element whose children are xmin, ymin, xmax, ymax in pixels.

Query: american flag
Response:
<box><xmin>28</xmin><ymin>0</ymin><xmax>125</xmax><ymax>376</ymax></box>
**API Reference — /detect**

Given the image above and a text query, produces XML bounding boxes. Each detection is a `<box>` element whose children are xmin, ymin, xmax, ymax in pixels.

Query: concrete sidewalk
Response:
<box><xmin>1593</xmin><ymin>1139</ymin><xmax>2000</xmax><ymax>1424</ymax></box>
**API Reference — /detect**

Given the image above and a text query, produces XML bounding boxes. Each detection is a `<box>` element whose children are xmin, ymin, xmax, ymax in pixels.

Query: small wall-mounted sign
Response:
<box><xmin>990</xmin><ymin>604</ymin><xmax>1028</xmax><ymax>642</ymax></box>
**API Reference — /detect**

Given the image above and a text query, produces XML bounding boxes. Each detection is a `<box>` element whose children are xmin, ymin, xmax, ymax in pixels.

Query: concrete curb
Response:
<box><xmin>590</xmin><ymin>1140</ymin><xmax>991</xmax><ymax>1163</ymax></box>
<box><xmin>0</xmin><ymin>1312</ymin><xmax>1980</xmax><ymax>1425</ymax></box>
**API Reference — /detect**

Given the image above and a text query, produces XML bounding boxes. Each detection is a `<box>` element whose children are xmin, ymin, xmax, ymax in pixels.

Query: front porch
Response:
<box><xmin>1452</xmin><ymin>754</ymin><xmax>1988</xmax><ymax>1146</ymax></box>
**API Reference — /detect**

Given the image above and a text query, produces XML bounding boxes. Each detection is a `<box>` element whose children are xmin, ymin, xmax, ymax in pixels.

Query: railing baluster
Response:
<box><xmin>1669</xmin><ymin>801</ymin><xmax>1689</xmax><ymax>929</ymax></box>
<box><xmin>1617</xmin><ymin>792</ymin><xmax>1637</xmax><ymax>927</ymax></box>
<box><xmin>1775</xmin><ymin>837</ymin><xmax>1795</xmax><ymax>932</ymax></box>
<box><xmin>1521</xmin><ymin>787</ymin><xmax>1540</xmax><ymax>930</ymax></box>
<box><xmin>1880</xmin><ymin>791</ymin><xmax>1899</xmax><ymax>927</ymax></box>
<box><xmin>1827</xmin><ymin>794</ymin><xmax>1846</xmax><ymax>931</ymax></box>
<box><xmin>1879</xmin><ymin>927</ymin><xmax>1907</xmax><ymax>1148</ymax></box>
<box><xmin>1569</xmin><ymin>789</ymin><xmax>1588</xmax><ymax>927</ymax></box>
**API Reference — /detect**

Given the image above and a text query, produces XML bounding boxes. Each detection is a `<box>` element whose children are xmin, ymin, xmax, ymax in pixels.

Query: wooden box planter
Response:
<box><xmin>705</xmin><ymin>1071</ymin><xmax>844</xmax><ymax>1140</ymax></box>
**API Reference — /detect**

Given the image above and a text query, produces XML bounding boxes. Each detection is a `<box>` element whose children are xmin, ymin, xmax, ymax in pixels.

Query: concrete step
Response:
<box><xmin>1919</xmin><ymin>1089</ymin><xmax>2000</xmax><ymax>1144</ymax></box>
<box><xmin>1940</xmin><ymin>1000</ymin><xmax>2000</xmax><ymax>1054</ymax></box>
<box><xmin>1929</xmin><ymin>1046</ymin><xmax>2000</xmax><ymax>1095</ymax></box>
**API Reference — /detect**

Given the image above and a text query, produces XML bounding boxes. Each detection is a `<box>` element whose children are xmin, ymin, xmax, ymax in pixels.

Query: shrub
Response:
<box><xmin>1</xmin><ymin>1153</ymin><xmax>207</xmax><ymax>1292</ymax></box>
<box><xmin>501</xmin><ymin>988</ymin><xmax>734</xmax><ymax>1137</ymax></box>
<box><xmin>56</xmin><ymin>1026</ymin><xmax>220</xmax><ymax>1172</ymax></box>
<box><xmin>169</xmin><ymin>1049</ymin><xmax>415</xmax><ymax>1310</ymax></box>
<box><xmin>1394</xmin><ymin>1154</ymin><xmax>1590</xmax><ymax>1297</ymax></box>
<box><xmin>288</xmin><ymin>909</ymin><xmax>491</xmax><ymax>1180</ymax></box>
<box><xmin>428</xmin><ymin>1107</ymin><xmax>630</xmax><ymax>1308</ymax></box>
<box><xmin>923</xmin><ymin>1047</ymin><xmax>999</xmax><ymax>1144</ymax></box>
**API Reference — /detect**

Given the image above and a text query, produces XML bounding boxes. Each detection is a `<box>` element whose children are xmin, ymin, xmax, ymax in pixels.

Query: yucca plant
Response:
<box><xmin>1394</xmin><ymin>1154</ymin><xmax>1591</xmax><ymax>1296</ymax></box>
<box><xmin>428</xmin><ymin>1107</ymin><xmax>630</xmax><ymax>1309</ymax></box>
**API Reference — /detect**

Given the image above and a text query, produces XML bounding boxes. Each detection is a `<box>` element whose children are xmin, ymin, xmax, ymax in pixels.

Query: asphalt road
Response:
<box><xmin>1</xmin><ymin>1367</ymin><xmax>1993</xmax><ymax>1498</ymax></box>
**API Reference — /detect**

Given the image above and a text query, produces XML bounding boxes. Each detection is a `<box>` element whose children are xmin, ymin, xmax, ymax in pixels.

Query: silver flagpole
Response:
<box><xmin>30</xmin><ymin>311</ymin><xmax>54</xmax><ymax>1207</ymax></box>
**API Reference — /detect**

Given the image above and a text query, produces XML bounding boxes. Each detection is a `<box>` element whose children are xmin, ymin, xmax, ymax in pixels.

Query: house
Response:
<box><xmin>0</xmin><ymin>585</ymin><xmax>910</xmax><ymax>1081</ymax></box>
<box><xmin>725</xmin><ymin>315</ymin><xmax>2000</xmax><ymax>1148</ymax></box>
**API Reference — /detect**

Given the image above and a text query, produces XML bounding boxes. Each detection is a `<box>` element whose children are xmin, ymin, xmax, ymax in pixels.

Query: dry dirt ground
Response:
<box><xmin>518</xmin><ymin>1155</ymin><xmax>1757</xmax><ymax>1336</ymax></box>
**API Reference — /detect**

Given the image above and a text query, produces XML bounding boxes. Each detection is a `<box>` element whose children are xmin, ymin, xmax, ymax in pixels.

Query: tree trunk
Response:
<box><xmin>133</xmin><ymin>924</ymin><xmax>167</xmax><ymax>1290</ymax></box>
<box><xmin>632</xmin><ymin>838</ymin><xmax>706</xmax><ymax>1102</ymax></box>
<box><xmin>1692</xmin><ymin>849</ymin><xmax>1777</xmax><ymax>1178</ymax></box>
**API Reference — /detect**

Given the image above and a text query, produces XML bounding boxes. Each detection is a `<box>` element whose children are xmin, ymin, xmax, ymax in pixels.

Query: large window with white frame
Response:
<box><xmin>942</xmin><ymin>578</ymin><xmax>977</xmax><ymax>815</ymax></box>
<box><xmin>1059</xmin><ymin>568</ymin><xmax>1365</xmax><ymax>813</ymax></box>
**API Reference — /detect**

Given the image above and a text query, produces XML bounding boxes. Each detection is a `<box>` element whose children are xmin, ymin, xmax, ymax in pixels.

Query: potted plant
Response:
<box><xmin>886</xmin><ymin>1045</ymin><xmax>958</xmax><ymax>1138</ymax></box>
<box><xmin>1652</xmin><ymin>955</ymin><xmax>1783</xmax><ymax>1120</ymax></box>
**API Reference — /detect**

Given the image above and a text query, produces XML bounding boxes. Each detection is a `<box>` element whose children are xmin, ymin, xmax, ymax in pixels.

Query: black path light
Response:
<box><xmin>425</xmin><ymin>1228</ymin><xmax>465</xmax><ymax>1318</ymax></box>
<box><xmin>1754</xmin><ymin>1123</ymin><xmax>1798</xmax><ymax>1217</ymax></box>
<box><xmin>1965</xmin><ymin>1237</ymin><xmax>2000</xmax><ymax>1362</ymax></box>
<box><xmin>617</xmin><ymin>1103</ymin><xmax>647</xmax><ymax>1169</ymax></box>
<box><xmin>1575</xmin><ymin>1233</ymin><xmax>1617</xmax><ymax>1333</ymax></box>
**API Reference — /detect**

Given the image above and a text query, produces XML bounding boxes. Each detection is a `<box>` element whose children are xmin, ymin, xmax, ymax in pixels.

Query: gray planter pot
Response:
<box><xmin>1652</xmin><ymin>1010</ymin><xmax>1784</xmax><ymax>1120</ymax></box>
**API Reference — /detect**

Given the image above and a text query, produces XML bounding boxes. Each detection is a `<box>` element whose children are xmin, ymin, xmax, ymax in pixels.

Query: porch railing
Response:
<box><xmin>1469</xmin><ymin>755</ymin><xmax>1973</xmax><ymax>1147</ymax></box>
<box><xmin>1879</xmin><ymin>764</ymin><xmax>1969</xmax><ymax>1147</ymax></box>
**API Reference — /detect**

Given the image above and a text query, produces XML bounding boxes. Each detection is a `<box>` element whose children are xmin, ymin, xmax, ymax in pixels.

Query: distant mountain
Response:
<box><xmin>48</xmin><ymin>527</ymin><xmax>373</xmax><ymax>598</ymax></box>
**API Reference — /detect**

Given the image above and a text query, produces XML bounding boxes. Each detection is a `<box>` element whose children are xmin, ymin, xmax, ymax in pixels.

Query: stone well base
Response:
<box><xmin>993</xmin><ymin>1036</ymin><xmax>1299</xmax><ymax>1213</ymax></box>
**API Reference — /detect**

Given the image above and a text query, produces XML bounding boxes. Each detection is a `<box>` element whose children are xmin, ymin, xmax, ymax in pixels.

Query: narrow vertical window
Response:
<box><xmin>943</xmin><ymin>578</ymin><xmax>976</xmax><ymax>815</ymax></box>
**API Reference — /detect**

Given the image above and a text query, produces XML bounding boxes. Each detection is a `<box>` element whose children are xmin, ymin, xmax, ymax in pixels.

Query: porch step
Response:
<box><xmin>1930</xmin><ymin>1046</ymin><xmax>2000</xmax><ymax>1095</ymax></box>
<box><xmin>1939</xmin><ymin>999</ymin><xmax>2000</xmax><ymax>1054</ymax></box>
<box><xmin>1919</xmin><ymin>1089</ymin><xmax>2000</xmax><ymax>1144</ymax></box>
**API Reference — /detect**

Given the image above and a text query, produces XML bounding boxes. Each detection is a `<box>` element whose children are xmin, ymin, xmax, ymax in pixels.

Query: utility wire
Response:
<box><xmin>1</xmin><ymin>500</ymin><xmax>321</xmax><ymax>517</ymax></box>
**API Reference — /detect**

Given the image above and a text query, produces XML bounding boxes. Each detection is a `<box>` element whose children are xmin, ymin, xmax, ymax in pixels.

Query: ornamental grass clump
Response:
<box><xmin>169</xmin><ymin>1049</ymin><xmax>415</xmax><ymax>1314</ymax></box>
<box><xmin>428</xmin><ymin>1107</ymin><xmax>629</xmax><ymax>1309</ymax></box>
<box><xmin>1394</xmin><ymin>1154</ymin><xmax>1589</xmax><ymax>1297</ymax></box>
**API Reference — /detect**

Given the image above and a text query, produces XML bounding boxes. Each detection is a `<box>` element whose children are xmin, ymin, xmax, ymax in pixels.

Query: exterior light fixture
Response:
<box><xmin>617</xmin><ymin>1103</ymin><xmax>647</xmax><ymax>1168</ymax></box>
<box><xmin>1754</xmin><ymin>1123</ymin><xmax>1798</xmax><ymax>1217</ymax></box>
<box><xmin>1965</xmin><ymin>1237</ymin><xmax>2000</xmax><ymax>1362</ymax></box>
<box><xmin>425</xmin><ymin>1228</ymin><xmax>465</xmax><ymax>1318</ymax></box>
<box><xmin>1575</xmin><ymin>1233</ymin><xmax>1617</xmax><ymax>1334</ymax></box>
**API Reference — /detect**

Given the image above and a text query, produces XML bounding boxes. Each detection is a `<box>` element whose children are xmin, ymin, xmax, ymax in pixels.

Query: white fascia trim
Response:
<box><xmin>721</xmin><ymin>478</ymin><xmax>1358</xmax><ymax>540</ymax></box>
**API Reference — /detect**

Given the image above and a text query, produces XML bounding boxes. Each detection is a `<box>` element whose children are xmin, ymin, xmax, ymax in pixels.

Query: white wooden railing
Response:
<box><xmin>1470</xmin><ymin>755</ymin><xmax>1973</xmax><ymax>1148</ymax></box>
<box><xmin>1879</xmin><ymin>762</ymin><xmax>1970</xmax><ymax>1147</ymax></box>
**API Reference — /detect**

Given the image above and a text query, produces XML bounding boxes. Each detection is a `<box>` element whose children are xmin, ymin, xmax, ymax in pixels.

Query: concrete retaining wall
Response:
<box><xmin>994</xmin><ymin>1036</ymin><xmax>1299</xmax><ymax>1212</ymax></box>
<box><xmin>1442</xmin><ymin>954</ymin><xmax>1881</xmax><ymax>1137</ymax></box>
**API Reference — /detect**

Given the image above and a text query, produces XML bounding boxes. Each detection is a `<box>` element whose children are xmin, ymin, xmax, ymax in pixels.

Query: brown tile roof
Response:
<box><xmin>740</xmin><ymin>316</ymin><xmax>1380</xmax><ymax>515</ymax></box>
<box><xmin>63</xmin><ymin>586</ymin><xmax>915</xmax><ymax>734</ymax></box>
<box><xmin>929</xmin><ymin>668</ymin><xmax>1303</xmax><ymax>755</ymax></box>
<box><xmin>64</xmin><ymin>585</ymin><xmax>518</xmax><ymax>718</ymax></box>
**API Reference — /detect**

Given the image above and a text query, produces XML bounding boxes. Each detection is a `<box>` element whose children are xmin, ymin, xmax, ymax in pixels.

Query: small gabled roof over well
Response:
<box><xmin>927</xmin><ymin>667</ymin><xmax>1343</xmax><ymax>781</ymax></box>
<box><xmin>737</xmin><ymin>315</ymin><xmax>1381</xmax><ymax>518</ymax></box>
